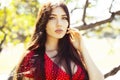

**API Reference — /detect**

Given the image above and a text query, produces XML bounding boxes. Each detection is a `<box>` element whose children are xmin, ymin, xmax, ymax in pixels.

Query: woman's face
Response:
<box><xmin>46</xmin><ymin>7</ymin><xmax>68</xmax><ymax>39</ymax></box>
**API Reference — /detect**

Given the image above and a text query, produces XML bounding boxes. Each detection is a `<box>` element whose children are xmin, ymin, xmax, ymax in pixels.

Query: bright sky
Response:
<box><xmin>0</xmin><ymin>0</ymin><xmax>11</xmax><ymax>9</ymax></box>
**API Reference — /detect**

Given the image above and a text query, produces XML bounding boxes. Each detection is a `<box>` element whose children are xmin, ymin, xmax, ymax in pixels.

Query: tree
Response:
<box><xmin>68</xmin><ymin>0</ymin><xmax>120</xmax><ymax>78</ymax></box>
<box><xmin>0</xmin><ymin>0</ymin><xmax>39</xmax><ymax>49</ymax></box>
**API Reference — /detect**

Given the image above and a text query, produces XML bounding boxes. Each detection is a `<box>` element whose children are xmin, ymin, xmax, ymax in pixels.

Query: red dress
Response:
<box><xmin>19</xmin><ymin>51</ymin><xmax>86</xmax><ymax>80</ymax></box>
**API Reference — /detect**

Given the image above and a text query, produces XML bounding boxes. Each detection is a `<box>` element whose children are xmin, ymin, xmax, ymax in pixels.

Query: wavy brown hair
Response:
<box><xmin>14</xmin><ymin>2</ymin><xmax>89</xmax><ymax>80</ymax></box>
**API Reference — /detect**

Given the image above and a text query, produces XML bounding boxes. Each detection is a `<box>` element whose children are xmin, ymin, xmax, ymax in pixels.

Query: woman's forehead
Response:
<box><xmin>50</xmin><ymin>7</ymin><xmax>66</xmax><ymax>16</ymax></box>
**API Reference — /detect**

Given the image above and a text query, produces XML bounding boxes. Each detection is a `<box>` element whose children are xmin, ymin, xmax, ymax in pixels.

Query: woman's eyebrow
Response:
<box><xmin>50</xmin><ymin>14</ymin><xmax>67</xmax><ymax>17</ymax></box>
<box><xmin>62</xmin><ymin>15</ymin><xmax>67</xmax><ymax>17</ymax></box>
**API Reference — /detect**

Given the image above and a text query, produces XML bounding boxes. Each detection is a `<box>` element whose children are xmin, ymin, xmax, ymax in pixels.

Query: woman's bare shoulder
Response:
<box><xmin>21</xmin><ymin>76</ymin><xmax>34</xmax><ymax>80</ymax></box>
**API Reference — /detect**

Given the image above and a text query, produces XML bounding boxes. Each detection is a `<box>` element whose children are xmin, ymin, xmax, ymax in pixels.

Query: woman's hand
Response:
<box><xmin>67</xmin><ymin>28</ymin><xmax>81</xmax><ymax>51</ymax></box>
<box><xmin>67</xmin><ymin>28</ymin><xmax>104</xmax><ymax>80</ymax></box>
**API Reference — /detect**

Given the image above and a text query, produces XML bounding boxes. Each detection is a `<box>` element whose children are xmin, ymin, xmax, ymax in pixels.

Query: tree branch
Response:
<box><xmin>82</xmin><ymin>0</ymin><xmax>88</xmax><ymax>25</ymax></box>
<box><xmin>0</xmin><ymin>30</ymin><xmax>7</xmax><ymax>52</ymax></box>
<box><xmin>74</xmin><ymin>10</ymin><xmax>120</xmax><ymax>30</ymax></box>
<box><xmin>104</xmin><ymin>65</ymin><xmax>120</xmax><ymax>78</ymax></box>
<box><xmin>0</xmin><ymin>7</ymin><xmax>7</xmax><ymax>52</ymax></box>
<box><xmin>70</xmin><ymin>7</ymin><xmax>80</xmax><ymax>13</ymax></box>
<box><xmin>109</xmin><ymin>0</ymin><xmax>115</xmax><ymax>13</ymax></box>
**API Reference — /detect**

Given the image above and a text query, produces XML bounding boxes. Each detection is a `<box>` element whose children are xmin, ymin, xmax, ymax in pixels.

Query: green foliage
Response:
<box><xmin>0</xmin><ymin>0</ymin><xmax>40</xmax><ymax>46</ymax></box>
<box><xmin>0</xmin><ymin>32</ymin><xmax>4</xmax><ymax>40</ymax></box>
<box><xmin>65</xmin><ymin>0</ymin><xmax>76</xmax><ymax>4</ymax></box>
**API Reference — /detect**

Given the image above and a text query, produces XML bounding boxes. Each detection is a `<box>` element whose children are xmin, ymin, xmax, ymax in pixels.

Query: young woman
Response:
<box><xmin>13</xmin><ymin>1</ymin><xmax>104</xmax><ymax>80</ymax></box>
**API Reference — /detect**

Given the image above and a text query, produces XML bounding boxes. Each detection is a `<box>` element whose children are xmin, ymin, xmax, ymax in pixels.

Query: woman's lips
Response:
<box><xmin>55</xmin><ymin>29</ymin><xmax>63</xmax><ymax>34</ymax></box>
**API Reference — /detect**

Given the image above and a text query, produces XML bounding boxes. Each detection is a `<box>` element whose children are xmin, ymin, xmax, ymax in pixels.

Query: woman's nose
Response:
<box><xmin>57</xmin><ymin>19</ymin><xmax>62</xmax><ymax>26</ymax></box>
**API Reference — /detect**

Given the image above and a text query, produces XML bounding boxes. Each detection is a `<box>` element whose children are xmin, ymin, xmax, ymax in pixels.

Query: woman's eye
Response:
<box><xmin>49</xmin><ymin>17</ymin><xmax>55</xmax><ymax>20</ymax></box>
<box><xmin>62</xmin><ymin>17</ymin><xmax>67</xmax><ymax>20</ymax></box>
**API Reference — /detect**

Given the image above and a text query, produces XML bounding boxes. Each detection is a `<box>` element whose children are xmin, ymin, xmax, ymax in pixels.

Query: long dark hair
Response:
<box><xmin>14</xmin><ymin>2</ymin><xmax>89</xmax><ymax>80</ymax></box>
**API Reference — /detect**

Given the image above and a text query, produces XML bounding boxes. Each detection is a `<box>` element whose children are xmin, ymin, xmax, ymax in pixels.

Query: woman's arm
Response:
<box><xmin>79</xmin><ymin>37</ymin><xmax>104</xmax><ymax>80</ymax></box>
<box><xmin>67</xmin><ymin>28</ymin><xmax>104</xmax><ymax>80</ymax></box>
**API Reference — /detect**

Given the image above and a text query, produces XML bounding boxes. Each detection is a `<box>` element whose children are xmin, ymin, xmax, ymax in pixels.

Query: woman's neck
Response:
<box><xmin>45</xmin><ymin>36</ymin><xmax>58</xmax><ymax>52</ymax></box>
